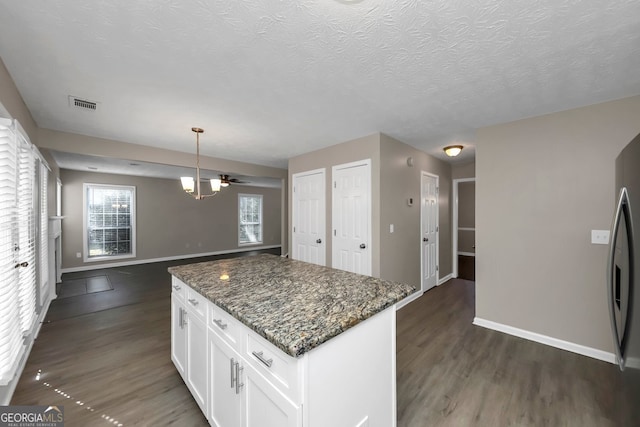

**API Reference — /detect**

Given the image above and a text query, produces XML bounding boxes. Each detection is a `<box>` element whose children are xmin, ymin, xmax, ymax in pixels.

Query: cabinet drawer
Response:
<box><xmin>209</xmin><ymin>304</ymin><xmax>241</xmax><ymax>350</ymax></box>
<box><xmin>171</xmin><ymin>277</ymin><xmax>186</xmax><ymax>300</ymax></box>
<box><xmin>245</xmin><ymin>333</ymin><xmax>299</xmax><ymax>400</ymax></box>
<box><xmin>185</xmin><ymin>287</ymin><xmax>207</xmax><ymax>321</ymax></box>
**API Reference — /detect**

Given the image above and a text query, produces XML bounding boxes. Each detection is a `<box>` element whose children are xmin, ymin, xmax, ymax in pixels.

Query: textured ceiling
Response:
<box><xmin>0</xmin><ymin>0</ymin><xmax>639</xmax><ymax>169</ymax></box>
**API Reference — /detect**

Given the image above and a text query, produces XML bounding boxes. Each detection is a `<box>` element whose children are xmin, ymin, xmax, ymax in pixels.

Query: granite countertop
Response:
<box><xmin>168</xmin><ymin>254</ymin><xmax>415</xmax><ymax>358</ymax></box>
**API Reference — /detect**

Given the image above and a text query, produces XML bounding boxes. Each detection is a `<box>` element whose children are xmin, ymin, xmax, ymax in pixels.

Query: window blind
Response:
<box><xmin>39</xmin><ymin>161</ymin><xmax>48</xmax><ymax>306</ymax></box>
<box><xmin>0</xmin><ymin>121</ymin><xmax>23</xmax><ymax>385</ymax></box>
<box><xmin>17</xmin><ymin>133</ymin><xmax>37</xmax><ymax>334</ymax></box>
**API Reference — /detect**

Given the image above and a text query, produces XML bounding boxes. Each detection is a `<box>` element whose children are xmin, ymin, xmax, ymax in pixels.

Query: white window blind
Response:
<box><xmin>0</xmin><ymin>118</ymin><xmax>47</xmax><ymax>386</ymax></box>
<box><xmin>17</xmin><ymin>133</ymin><xmax>37</xmax><ymax>334</ymax></box>
<box><xmin>0</xmin><ymin>120</ymin><xmax>23</xmax><ymax>385</ymax></box>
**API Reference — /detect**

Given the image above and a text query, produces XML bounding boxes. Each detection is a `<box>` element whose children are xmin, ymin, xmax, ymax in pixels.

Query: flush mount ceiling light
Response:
<box><xmin>180</xmin><ymin>127</ymin><xmax>223</xmax><ymax>200</ymax></box>
<box><xmin>443</xmin><ymin>145</ymin><xmax>463</xmax><ymax>157</ymax></box>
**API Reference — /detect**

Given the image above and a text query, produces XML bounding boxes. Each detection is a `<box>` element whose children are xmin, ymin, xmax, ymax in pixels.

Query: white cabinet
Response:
<box><xmin>171</xmin><ymin>275</ymin><xmax>398</xmax><ymax>427</ymax></box>
<box><xmin>171</xmin><ymin>278</ymin><xmax>208</xmax><ymax>416</ymax></box>
<box><xmin>209</xmin><ymin>332</ymin><xmax>241</xmax><ymax>427</ymax></box>
<box><xmin>208</xmin><ymin>322</ymin><xmax>300</xmax><ymax>427</ymax></box>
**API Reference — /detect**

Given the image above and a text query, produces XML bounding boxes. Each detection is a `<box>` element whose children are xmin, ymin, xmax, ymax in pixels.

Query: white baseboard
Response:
<box><xmin>61</xmin><ymin>245</ymin><xmax>282</xmax><ymax>274</ymax></box>
<box><xmin>473</xmin><ymin>317</ymin><xmax>616</xmax><ymax>364</ymax></box>
<box><xmin>395</xmin><ymin>290</ymin><xmax>423</xmax><ymax>310</ymax></box>
<box><xmin>438</xmin><ymin>274</ymin><xmax>453</xmax><ymax>285</ymax></box>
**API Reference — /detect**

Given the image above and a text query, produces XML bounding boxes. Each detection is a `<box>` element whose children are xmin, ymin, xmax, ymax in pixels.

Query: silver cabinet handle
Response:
<box><xmin>188</xmin><ymin>298</ymin><xmax>198</xmax><ymax>306</ymax></box>
<box><xmin>178</xmin><ymin>307</ymin><xmax>183</xmax><ymax>329</ymax></box>
<box><xmin>252</xmin><ymin>351</ymin><xmax>273</xmax><ymax>368</ymax></box>
<box><xmin>235</xmin><ymin>362</ymin><xmax>244</xmax><ymax>394</ymax></box>
<box><xmin>173</xmin><ymin>284</ymin><xmax>181</xmax><ymax>291</ymax></box>
<box><xmin>213</xmin><ymin>319</ymin><xmax>228</xmax><ymax>330</ymax></box>
<box><xmin>230</xmin><ymin>358</ymin><xmax>236</xmax><ymax>388</ymax></box>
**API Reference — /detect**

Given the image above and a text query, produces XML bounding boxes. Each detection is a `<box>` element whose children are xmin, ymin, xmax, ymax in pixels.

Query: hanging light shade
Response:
<box><xmin>443</xmin><ymin>145</ymin><xmax>463</xmax><ymax>157</ymax></box>
<box><xmin>180</xmin><ymin>127</ymin><xmax>222</xmax><ymax>199</ymax></box>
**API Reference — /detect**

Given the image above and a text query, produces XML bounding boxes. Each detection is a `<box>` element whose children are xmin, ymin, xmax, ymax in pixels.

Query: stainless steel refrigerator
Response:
<box><xmin>608</xmin><ymin>132</ymin><xmax>640</xmax><ymax>426</ymax></box>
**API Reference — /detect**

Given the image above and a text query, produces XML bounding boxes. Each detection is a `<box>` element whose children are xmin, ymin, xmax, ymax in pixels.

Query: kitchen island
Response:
<box><xmin>168</xmin><ymin>254</ymin><xmax>415</xmax><ymax>427</ymax></box>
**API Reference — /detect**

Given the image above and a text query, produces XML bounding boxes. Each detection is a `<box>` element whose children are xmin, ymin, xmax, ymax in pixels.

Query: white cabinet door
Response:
<box><xmin>171</xmin><ymin>294</ymin><xmax>187</xmax><ymax>377</ymax></box>
<box><xmin>186</xmin><ymin>314</ymin><xmax>208</xmax><ymax>415</ymax></box>
<box><xmin>244</xmin><ymin>361</ymin><xmax>300</xmax><ymax>427</ymax></box>
<box><xmin>209</xmin><ymin>332</ymin><xmax>242</xmax><ymax>427</ymax></box>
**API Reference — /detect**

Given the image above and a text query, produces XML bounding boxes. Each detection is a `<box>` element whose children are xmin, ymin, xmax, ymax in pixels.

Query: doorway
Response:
<box><xmin>332</xmin><ymin>159</ymin><xmax>371</xmax><ymax>276</ymax></box>
<box><xmin>453</xmin><ymin>178</ymin><xmax>476</xmax><ymax>280</ymax></box>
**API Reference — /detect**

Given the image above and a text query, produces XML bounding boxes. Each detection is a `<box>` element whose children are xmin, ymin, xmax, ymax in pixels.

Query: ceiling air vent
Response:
<box><xmin>69</xmin><ymin>96</ymin><xmax>98</xmax><ymax>111</ymax></box>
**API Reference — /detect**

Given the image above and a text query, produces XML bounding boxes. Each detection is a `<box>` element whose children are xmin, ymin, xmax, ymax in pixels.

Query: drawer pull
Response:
<box><xmin>213</xmin><ymin>319</ymin><xmax>228</xmax><ymax>330</ymax></box>
<box><xmin>252</xmin><ymin>351</ymin><xmax>273</xmax><ymax>368</ymax></box>
<box><xmin>188</xmin><ymin>298</ymin><xmax>199</xmax><ymax>306</ymax></box>
<box><xmin>173</xmin><ymin>284</ymin><xmax>181</xmax><ymax>291</ymax></box>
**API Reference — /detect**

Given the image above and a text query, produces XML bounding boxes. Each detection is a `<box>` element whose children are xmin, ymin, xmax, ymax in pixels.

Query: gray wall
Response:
<box><xmin>288</xmin><ymin>133</ymin><xmax>381</xmax><ymax>276</ymax></box>
<box><xmin>379</xmin><ymin>134</ymin><xmax>452</xmax><ymax>287</ymax></box>
<box><xmin>452</xmin><ymin>161</ymin><xmax>476</xmax><ymax>180</ymax></box>
<box><xmin>60</xmin><ymin>169</ymin><xmax>282</xmax><ymax>269</ymax></box>
<box><xmin>288</xmin><ymin>132</ymin><xmax>453</xmax><ymax>288</ymax></box>
<box><xmin>476</xmin><ymin>95</ymin><xmax>640</xmax><ymax>353</ymax></box>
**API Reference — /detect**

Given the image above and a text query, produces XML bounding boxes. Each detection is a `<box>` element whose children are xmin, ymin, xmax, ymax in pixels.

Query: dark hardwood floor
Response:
<box><xmin>13</xmin><ymin>253</ymin><xmax>620</xmax><ymax>426</ymax></box>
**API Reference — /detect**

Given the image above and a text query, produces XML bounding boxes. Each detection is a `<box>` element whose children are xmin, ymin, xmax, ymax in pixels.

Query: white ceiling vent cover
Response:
<box><xmin>68</xmin><ymin>96</ymin><xmax>97</xmax><ymax>111</ymax></box>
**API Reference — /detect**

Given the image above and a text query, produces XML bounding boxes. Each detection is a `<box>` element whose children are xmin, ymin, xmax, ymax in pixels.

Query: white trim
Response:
<box><xmin>61</xmin><ymin>245</ymin><xmax>282</xmax><ymax>274</ymax></box>
<box><xmin>458</xmin><ymin>227</ymin><xmax>475</xmax><ymax>232</ymax></box>
<box><xmin>458</xmin><ymin>251</ymin><xmax>476</xmax><ymax>257</ymax></box>
<box><xmin>438</xmin><ymin>273</ymin><xmax>452</xmax><ymax>285</ymax></box>
<box><xmin>473</xmin><ymin>317</ymin><xmax>616</xmax><ymax>364</ymax></box>
<box><xmin>83</xmin><ymin>183</ymin><xmax>137</xmax><ymax>262</ymax></box>
<box><xmin>452</xmin><ymin>178</ymin><xmax>476</xmax><ymax>278</ymax></box>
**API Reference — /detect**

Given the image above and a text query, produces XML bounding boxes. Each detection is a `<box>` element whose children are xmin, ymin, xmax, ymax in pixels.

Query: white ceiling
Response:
<box><xmin>0</xmin><ymin>0</ymin><xmax>639</xmax><ymax>170</ymax></box>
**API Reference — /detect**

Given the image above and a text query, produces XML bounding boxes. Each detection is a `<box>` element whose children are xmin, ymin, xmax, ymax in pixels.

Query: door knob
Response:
<box><xmin>316</xmin><ymin>239</ymin><xmax>322</xmax><ymax>244</ymax></box>
<box><xmin>360</xmin><ymin>243</ymin><xmax>366</xmax><ymax>249</ymax></box>
<box><xmin>423</xmin><ymin>237</ymin><xmax>429</xmax><ymax>242</ymax></box>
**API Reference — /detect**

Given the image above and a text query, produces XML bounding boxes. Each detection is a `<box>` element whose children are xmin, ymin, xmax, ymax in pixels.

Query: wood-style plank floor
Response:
<box><xmin>13</xmin><ymin>255</ymin><xmax>619</xmax><ymax>426</ymax></box>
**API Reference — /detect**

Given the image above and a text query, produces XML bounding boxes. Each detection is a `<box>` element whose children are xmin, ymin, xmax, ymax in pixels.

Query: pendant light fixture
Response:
<box><xmin>443</xmin><ymin>145</ymin><xmax>463</xmax><ymax>157</ymax></box>
<box><xmin>181</xmin><ymin>127</ymin><xmax>222</xmax><ymax>199</ymax></box>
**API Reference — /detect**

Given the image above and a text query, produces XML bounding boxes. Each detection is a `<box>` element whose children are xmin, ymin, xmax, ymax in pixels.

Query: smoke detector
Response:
<box><xmin>68</xmin><ymin>96</ymin><xmax>98</xmax><ymax>111</ymax></box>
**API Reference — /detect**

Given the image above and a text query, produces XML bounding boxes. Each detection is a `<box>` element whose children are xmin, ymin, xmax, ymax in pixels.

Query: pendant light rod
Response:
<box><xmin>181</xmin><ymin>127</ymin><xmax>221</xmax><ymax>200</ymax></box>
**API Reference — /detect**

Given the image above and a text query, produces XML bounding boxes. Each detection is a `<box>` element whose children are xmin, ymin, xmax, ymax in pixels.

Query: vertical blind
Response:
<box><xmin>39</xmin><ymin>161</ymin><xmax>48</xmax><ymax>307</ymax></box>
<box><xmin>0</xmin><ymin>118</ymin><xmax>48</xmax><ymax>386</ymax></box>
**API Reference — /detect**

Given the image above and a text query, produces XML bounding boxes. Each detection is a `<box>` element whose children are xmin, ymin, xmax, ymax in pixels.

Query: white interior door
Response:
<box><xmin>292</xmin><ymin>169</ymin><xmax>326</xmax><ymax>266</ymax></box>
<box><xmin>421</xmin><ymin>172</ymin><xmax>439</xmax><ymax>292</ymax></box>
<box><xmin>332</xmin><ymin>160</ymin><xmax>371</xmax><ymax>276</ymax></box>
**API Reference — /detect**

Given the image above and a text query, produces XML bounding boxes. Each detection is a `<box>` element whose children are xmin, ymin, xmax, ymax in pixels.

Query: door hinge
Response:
<box><xmin>334</xmin><ymin>230</ymin><xmax>336</xmax><ymax>236</ymax></box>
<box><xmin>436</xmin><ymin>265</ymin><xmax>439</xmax><ymax>271</ymax></box>
<box><xmin>334</xmin><ymin>181</ymin><xmax>337</xmax><ymax>188</ymax></box>
<box><xmin>293</xmin><ymin>226</ymin><xmax>296</xmax><ymax>232</ymax></box>
<box><xmin>436</xmin><ymin>226</ymin><xmax>439</xmax><ymax>232</ymax></box>
<box><xmin>436</xmin><ymin>186</ymin><xmax>439</xmax><ymax>194</ymax></box>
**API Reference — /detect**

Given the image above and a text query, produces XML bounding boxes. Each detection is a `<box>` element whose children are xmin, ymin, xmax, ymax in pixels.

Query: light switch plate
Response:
<box><xmin>390</xmin><ymin>224</ymin><xmax>394</xmax><ymax>233</ymax></box>
<box><xmin>591</xmin><ymin>230</ymin><xmax>610</xmax><ymax>245</ymax></box>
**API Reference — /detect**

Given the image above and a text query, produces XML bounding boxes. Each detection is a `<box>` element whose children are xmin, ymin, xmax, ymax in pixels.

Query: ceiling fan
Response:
<box><xmin>219</xmin><ymin>174</ymin><xmax>250</xmax><ymax>187</ymax></box>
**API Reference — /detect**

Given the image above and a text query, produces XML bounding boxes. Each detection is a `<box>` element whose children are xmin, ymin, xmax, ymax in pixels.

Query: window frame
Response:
<box><xmin>83</xmin><ymin>183</ymin><xmax>136</xmax><ymax>262</ymax></box>
<box><xmin>238</xmin><ymin>193</ymin><xmax>263</xmax><ymax>245</ymax></box>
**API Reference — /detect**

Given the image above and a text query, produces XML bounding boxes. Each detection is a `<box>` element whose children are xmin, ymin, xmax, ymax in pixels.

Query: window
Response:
<box><xmin>84</xmin><ymin>184</ymin><xmax>136</xmax><ymax>261</ymax></box>
<box><xmin>239</xmin><ymin>194</ymin><xmax>262</xmax><ymax>244</ymax></box>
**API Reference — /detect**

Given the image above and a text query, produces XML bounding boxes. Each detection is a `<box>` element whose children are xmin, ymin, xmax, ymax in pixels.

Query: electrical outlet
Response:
<box><xmin>76</xmin><ymin>252</ymin><xmax>81</xmax><ymax>258</ymax></box>
<box><xmin>591</xmin><ymin>230</ymin><xmax>610</xmax><ymax>245</ymax></box>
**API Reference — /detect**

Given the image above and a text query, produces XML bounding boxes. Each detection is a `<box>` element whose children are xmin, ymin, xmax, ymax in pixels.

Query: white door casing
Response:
<box><xmin>421</xmin><ymin>172</ymin><xmax>439</xmax><ymax>292</ymax></box>
<box><xmin>292</xmin><ymin>169</ymin><xmax>326</xmax><ymax>266</ymax></box>
<box><xmin>332</xmin><ymin>160</ymin><xmax>371</xmax><ymax>276</ymax></box>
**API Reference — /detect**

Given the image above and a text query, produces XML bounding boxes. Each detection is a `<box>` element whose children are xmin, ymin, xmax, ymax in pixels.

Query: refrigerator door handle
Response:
<box><xmin>608</xmin><ymin>187</ymin><xmax>631</xmax><ymax>370</ymax></box>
